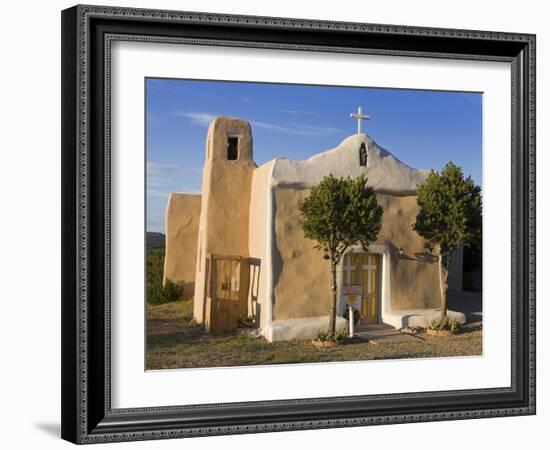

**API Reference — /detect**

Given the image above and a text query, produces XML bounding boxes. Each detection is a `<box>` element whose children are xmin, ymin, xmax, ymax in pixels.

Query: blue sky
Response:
<box><xmin>146</xmin><ymin>78</ymin><xmax>482</xmax><ymax>233</ymax></box>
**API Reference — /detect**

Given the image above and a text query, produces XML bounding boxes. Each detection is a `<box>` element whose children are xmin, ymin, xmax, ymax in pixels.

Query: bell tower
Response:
<box><xmin>193</xmin><ymin>117</ymin><xmax>257</xmax><ymax>323</ymax></box>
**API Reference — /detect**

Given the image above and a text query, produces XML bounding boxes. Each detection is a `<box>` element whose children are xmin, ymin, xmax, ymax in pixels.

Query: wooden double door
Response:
<box><xmin>342</xmin><ymin>252</ymin><xmax>381</xmax><ymax>325</ymax></box>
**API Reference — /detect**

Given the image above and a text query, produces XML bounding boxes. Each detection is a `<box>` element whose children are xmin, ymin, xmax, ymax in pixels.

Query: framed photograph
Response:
<box><xmin>61</xmin><ymin>4</ymin><xmax>536</xmax><ymax>444</ymax></box>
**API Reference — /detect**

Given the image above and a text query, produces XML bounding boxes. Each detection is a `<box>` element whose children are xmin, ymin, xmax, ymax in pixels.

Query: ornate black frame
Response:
<box><xmin>61</xmin><ymin>4</ymin><xmax>536</xmax><ymax>444</ymax></box>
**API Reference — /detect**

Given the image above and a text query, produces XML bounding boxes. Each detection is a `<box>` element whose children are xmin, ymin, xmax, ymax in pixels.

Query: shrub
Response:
<box><xmin>146</xmin><ymin>250</ymin><xmax>183</xmax><ymax>305</ymax></box>
<box><xmin>429</xmin><ymin>317</ymin><xmax>460</xmax><ymax>332</ymax></box>
<box><xmin>316</xmin><ymin>328</ymin><xmax>348</xmax><ymax>343</ymax></box>
<box><xmin>147</xmin><ymin>278</ymin><xmax>183</xmax><ymax>305</ymax></box>
<box><xmin>333</xmin><ymin>328</ymin><xmax>348</xmax><ymax>342</ymax></box>
<box><xmin>449</xmin><ymin>319</ymin><xmax>459</xmax><ymax>333</ymax></box>
<box><xmin>163</xmin><ymin>279</ymin><xmax>183</xmax><ymax>302</ymax></box>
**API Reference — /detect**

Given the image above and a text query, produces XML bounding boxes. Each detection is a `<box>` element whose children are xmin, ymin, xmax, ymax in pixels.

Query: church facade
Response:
<box><xmin>163</xmin><ymin>116</ymin><xmax>464</xmax><ymax>341</ymax></box>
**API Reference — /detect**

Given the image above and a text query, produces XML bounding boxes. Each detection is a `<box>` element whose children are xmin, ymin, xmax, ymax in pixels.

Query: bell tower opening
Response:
<box><xmin>227</xmin><ymin>135</ymin><xmax>239</xmax><ymax>160</ymax></box>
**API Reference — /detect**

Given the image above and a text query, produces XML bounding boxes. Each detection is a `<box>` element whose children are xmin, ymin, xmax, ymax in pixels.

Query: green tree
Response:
<box><xmin>299</xmin><ymin>175</ymin><xmax>383</xmax><ymax>335</ymax></box>
<box><xmin>413</xmin><ymin>162</ymin><xmax>482</xmax><ymax>321</ymax></box>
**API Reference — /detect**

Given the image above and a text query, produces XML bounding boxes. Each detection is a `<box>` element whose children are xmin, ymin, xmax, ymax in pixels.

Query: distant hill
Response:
<box><xmin>147</xmin><ymin>232</ymin><xmax>165</xmax><ymax>251</ymax></box>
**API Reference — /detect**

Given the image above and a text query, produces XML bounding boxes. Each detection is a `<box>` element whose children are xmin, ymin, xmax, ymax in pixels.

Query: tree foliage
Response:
<box><xmin>300</xmin><ymin>175</ymin><xmax>383</xmax><ymax>263</ymax></box>
<box><xmin>414</xmin><ymin>162</ymin><xmax>482</xmax><ymax>254</ymax></box>
<box><xmin>299</xmin><ymin>175</ymin><xmax>383</xmax><ymax>335</ymax></box>
<box><xmin>413</xmin><ymin>162</ymin><xmax>482</xmax><ymax>320</ymax></box>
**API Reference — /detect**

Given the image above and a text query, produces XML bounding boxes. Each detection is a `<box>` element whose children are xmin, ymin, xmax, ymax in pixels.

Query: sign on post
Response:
<box><xmin>343</xmin><ymin>285</ymin><xmax>362</xmax><ymax>295</ymax></box>
<box><xmin>343</xmin><ymin>285</ymin><xmax>362</xmax><ymax>304</ymax></box>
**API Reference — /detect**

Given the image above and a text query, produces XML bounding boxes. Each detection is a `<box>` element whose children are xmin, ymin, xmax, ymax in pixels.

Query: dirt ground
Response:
<box><xmin>146</xmin><ymin>292</ymin><xmax>482</xmax><ymax>370</ymax></box>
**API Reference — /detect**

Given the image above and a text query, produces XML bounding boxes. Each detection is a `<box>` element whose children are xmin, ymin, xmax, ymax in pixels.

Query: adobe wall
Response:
<box><xmin>271</xmin><ymin>188</ymin><xmax>442</xmax><ymax>320</ymax></box>
<box><xmin>375</xmin><ymin>194</ymin><xmax>441</xmax><ymax>310</ymax></box>
<box><xmin>247</xmin><ymin>161</ymin><xmax>274</xmax><ymax>324</ymax></box>
<box><xmin>272</xmin><ymin>187</ymin><xmax>332</xmax><ymax>320</ymax></box>
<box><xmin>163</xmin><ymin>193</ymin><xmax>201</xmax><ymax>299</ymax></box>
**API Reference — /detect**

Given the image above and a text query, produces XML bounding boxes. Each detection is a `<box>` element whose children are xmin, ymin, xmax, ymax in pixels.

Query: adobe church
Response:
<box><xmin>163</xmin><ymin>111</ymin><xmax>465</xmax><ymax>341</ymax></box>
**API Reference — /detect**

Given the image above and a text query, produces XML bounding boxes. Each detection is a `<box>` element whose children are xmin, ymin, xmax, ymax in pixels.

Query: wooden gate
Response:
<box><xmin>342</xmin><ymin>252</ymin><xmax>380</xmax><ymax>325</ymax></box>
<box><xmin>204</xmin><ymin>254</ymin><xmax>249</xmax><ymax>332</ymax></box>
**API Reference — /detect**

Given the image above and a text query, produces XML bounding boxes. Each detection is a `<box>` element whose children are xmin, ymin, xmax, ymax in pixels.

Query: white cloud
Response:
<box><xmin>174</xmin><ymin>110</ymin><xmax>343</xmax><ymax>136</ymax></box>
<box><xmin>174</xmin><ymin>111</ymin><xmax>216</xmax><ymax>127</ymax></box>
<box><xmin>146</xmin><ymin>161</ymin><xmax>202</xmax><ymax>197</ymax></box>
<box><xmin>146</xmin><ymin>161</ymin><xmax>178</xmax><ymax>175</ymax></box>
<box><xmin>179</xmin><ymin>187</ymin><xmax>202</xmax><ymax>195</ymax></box>
<box><xmin>250</xmin><ymin>120</ymin><xmax>342</xmax><ymax>136</ymax></box>
<box><xmin>280</xmin><ymin>109</ymin><xmax>316</xmax><ymax>116</ymax></box>
<box><xmin>146</xmin><ymin>189</ymin><xmax>171</xmax><ymax>198</ymax></box>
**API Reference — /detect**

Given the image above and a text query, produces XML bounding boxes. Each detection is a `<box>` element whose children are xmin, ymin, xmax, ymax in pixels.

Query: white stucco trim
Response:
<box><xmin>337</xmin><ymin>244</ymin><xmax>392</xmax><ymax>323</ymax></box>
<box><xmin>383</xmin><ymin>309</ymin><xmax>466</xmax><ymax>329</ymax></box>
<box><xmin>269</xmin><ymin>316</ymin><xmax>348</xmax><ymax>342</ymax></box>
<box><xmin>270</xmin><ymin>134</ymin><xmax>428</xmax><ymax>194</ymax></box>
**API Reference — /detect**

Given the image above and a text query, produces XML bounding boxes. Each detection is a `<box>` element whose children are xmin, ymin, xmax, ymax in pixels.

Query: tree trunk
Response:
<box><xmin>438</xmin><ymin>253</ymin><xmax>450</xmax><ymax>321</ymax></box>
<box><xmin>329</xmin><ymin>262</ymin><xmax>337</xmax><ymax>336</ymax></box>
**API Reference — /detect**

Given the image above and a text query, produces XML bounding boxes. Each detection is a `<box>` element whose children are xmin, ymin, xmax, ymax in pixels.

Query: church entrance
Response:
<box><xmin>342</xmin><ymin>252</ymin><xmax>381</xmax><ymax>325</ymax></box>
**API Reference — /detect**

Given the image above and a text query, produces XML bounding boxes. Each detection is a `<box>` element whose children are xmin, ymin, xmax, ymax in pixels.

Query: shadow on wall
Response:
<box><xmin>271</xmin><ymin>201</ymin><xmax>283</xmax><ymax>311</ymax></box>
<box><xmin>386</xmin><ymin>242</ymin><xmax>438</xmax><ymax>270</ymax></box>
<box><xmin>248</xmin><ymin>257</ymin><xmax>261</xmax><ymax>323</ymax></box>
<box><xmin>411</xmin><ymin>252</ymin><xmax>438</xmax><ymax>263</ymax></box>
<box><xmin>175</xmin><ymin>281</ymin><xmax>195</xmax><ymax>300</ymax></box>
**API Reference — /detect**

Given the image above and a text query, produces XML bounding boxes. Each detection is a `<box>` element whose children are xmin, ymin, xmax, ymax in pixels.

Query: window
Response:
<box><xmin>359</xmin><ymin>143</ymin><xmax>367</xmax><ymax>166</ymax></box>
<box><xmin>227</xmin><ymin>136</ymin><xmax>239</xmax><ymax>160</ymax></box>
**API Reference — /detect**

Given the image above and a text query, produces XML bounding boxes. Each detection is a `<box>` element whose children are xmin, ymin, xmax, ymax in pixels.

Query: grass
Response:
<box><xmin>147</xmin><ymin>298</ymin><xmax>193</xmax><ymax>321</ymax></box>
<box><xmin>146</xmin><ymin>299</ymin><xmax>482</xmax><ymax>370</ymax></box>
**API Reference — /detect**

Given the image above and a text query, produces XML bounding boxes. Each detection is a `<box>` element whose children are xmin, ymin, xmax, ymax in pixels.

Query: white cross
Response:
<box><xmin>342</xmin><ymin>263</ymin><xmax>355</xmax><ymax>285</ymax></box>
<box><xmin>350</xmin><ymin>106</ymin><xmax>370</xmax><ymax>134</ymax></box>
